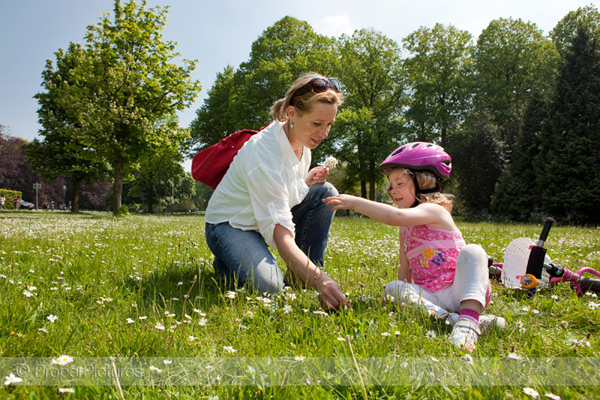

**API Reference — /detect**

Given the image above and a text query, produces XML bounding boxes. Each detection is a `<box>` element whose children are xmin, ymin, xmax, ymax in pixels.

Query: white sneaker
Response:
<box><xmin>478</xmin><ymin>314</ymin><xmax>506</xmax><ymax>335</ymax></box>
<box><xmin>449</xmin><ymin>318</ymin><xmax>480</xmax><ymax>352</ymax></box>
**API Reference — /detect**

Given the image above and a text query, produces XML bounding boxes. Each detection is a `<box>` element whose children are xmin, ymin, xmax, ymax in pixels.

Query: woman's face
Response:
<box><xmin>288</xmin><ymin>102</ymin><xmax>338</xmax><ymax>150</ymax></box>
<box><xmin>387</xmin><ymin>169</ymin><xmax>416</xmax><ymax>209</ymax></box>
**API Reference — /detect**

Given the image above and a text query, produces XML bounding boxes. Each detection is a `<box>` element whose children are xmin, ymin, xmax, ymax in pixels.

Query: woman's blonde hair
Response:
<box><xmin>270</xmin><ymin>73</ymin><xmax>344</xmax><ymax>121</ymax></box>
<box><xmin>386</xmin><ymin>168</ymin><xmax>454</xmax><ymax>212</ymax></box>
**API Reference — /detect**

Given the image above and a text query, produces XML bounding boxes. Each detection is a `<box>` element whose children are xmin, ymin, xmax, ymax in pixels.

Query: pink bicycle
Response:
<box><xmin>488</xmin><ymin>217</ymin><xmax>600</xmax><ymax>296</ymax></box>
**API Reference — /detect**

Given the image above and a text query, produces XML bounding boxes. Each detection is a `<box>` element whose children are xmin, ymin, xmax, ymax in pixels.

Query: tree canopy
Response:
<box><xmin>52</xmin><ymin>0</ymin><xmax>201</xmax><ymax>216</ymax></box>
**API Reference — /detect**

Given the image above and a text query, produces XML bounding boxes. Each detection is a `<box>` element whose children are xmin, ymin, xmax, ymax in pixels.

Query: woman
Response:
<box><xmin>205</xmin><ymin>73</ymin><xmax>349</xmax><ymax>310</ymax></box>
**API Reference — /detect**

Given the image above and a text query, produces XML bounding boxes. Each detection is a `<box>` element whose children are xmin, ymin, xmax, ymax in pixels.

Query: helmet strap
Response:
<box><xmin>410</xmin><ymin>171</ymin><xmax>442</xmax><ymax>208</ymax></box>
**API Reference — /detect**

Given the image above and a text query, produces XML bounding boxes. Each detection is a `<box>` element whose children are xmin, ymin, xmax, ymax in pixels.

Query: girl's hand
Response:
<box><xmin>322</xmin><ymin>194</ymin><xmax>357</xmax><ymax>211</ymax></box>
<box><xmin>306</xmin><ymin>166</ymin><xmax>329</xmax><ymax>186</ymax></box>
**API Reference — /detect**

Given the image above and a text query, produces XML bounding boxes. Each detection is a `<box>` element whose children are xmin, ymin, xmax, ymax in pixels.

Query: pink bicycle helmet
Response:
<box><xmin>379</xmin><ymin>142</ymin><xmax>452</xmax><ymax>180</ymax></box>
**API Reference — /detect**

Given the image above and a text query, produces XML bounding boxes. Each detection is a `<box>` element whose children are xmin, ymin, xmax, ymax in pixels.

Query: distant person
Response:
<box><xmin>0</xmin><ymin>194</ymin><xmax>5</xmax><ymax>210</ymax></box>
<box><xmin>13</xmin><ymin>196</ymin><xmax>19</xmax><ymax>210</ymax></box>
<box><xmin>324</xmin><ymin>142</ymin><xmax>505</xmax><ymax>351</ymax></box>
<box><xmin>204</xmin><ymin>72</ymin><xmax>349</xmax><ymax>311</ymax></box>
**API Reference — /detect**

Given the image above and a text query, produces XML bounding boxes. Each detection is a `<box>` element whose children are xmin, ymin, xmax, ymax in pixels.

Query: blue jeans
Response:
<box><xmin>205</xmin><ymin>182</ymin><xmax>338</xmax><ymax>293</ymax></box>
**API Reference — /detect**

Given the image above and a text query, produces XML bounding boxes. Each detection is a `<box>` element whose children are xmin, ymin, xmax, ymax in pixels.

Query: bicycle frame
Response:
<box><xmin>488</xmin><ymin>217</ymin><xmax>600</xmax><ymax>296</ymax></box>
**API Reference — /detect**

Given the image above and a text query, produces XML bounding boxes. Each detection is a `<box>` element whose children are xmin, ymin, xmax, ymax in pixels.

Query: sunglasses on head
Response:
<box><xmin>291</xmin><ymin>77</ymin><xmax>342</xmax><ymax>99</ymax></box>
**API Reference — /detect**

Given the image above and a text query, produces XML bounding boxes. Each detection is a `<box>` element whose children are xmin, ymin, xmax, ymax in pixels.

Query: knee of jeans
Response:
<box><xmin>309</xmin><ymin>182</ymin><xmax>338</xmax><ymax>200</ymax></box>
<box><xmin>384</xmin><ymin>280</ymin><xmax>408</xmax><ymax>300</ymax></box>
<box><xmin>248</xmin><ymin>262</ymin><xmax>285</xmax><ymax>294</ymax></box>
<box><xmin>457</xmin><ymin>244</ymin><xmax>488</xmax><ymax>271</ymax></box>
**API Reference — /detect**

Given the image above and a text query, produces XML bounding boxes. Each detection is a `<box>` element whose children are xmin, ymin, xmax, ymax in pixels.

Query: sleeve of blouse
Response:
<box><xmin>246</xmin><ymin>164</ymin><xmax>295</xmax><ymax>250</ymax></box>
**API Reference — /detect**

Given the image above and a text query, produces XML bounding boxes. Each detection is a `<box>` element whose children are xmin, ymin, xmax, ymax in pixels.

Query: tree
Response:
<box><xmin>332</xmin><ymin>29</ymin><xmax>406</xmax><ymax>199</ymax></box>
<box><xmin>403</xmin><ymin>23</ymin><xmax>474</xmax><ymax>146</ymax></box>
<box><xmin>133</xmin><ymin>144</ymin><xmax>183</xmax><ymax>213</ymax></box>
<box><xmin>448</xmin><ymin>112</ymin><xmax>506</xmax><ymax>215</ymax></box>
<box><xmin>57</xmin><ymin>0</ymin><xmax>200</xmax><ymax>216</ymax></box>
<box><xmin>188</xmin><ymin>65</ymin><xmax>237</xmax><ymax>154</ymax></box>
<box><xmin>540</xmin><ymin>26</ymin><xmax>600</xmax><ymax>224</ymax></box>
<box><xmin>0</xmin><ymin>129</ymin><xmax>69</xmax><ymax>208</ymax></box>
<box><xmin>551</xmin><ymin>5</ymin><xmax>600</xmax><ymax>58</ymax></box>
<box><xmin>473</xmin><ymin>18</ymin><xmax>558</xmax><ymax>150</ymax></box>
<box><xmin>190</xmin><ymin>16</ymin><xmax>336</xmax><ymax>153</ymax></box>
<box><xmin>491</xmin><ymin>91</ymin><xmax>549</xmax><ymax>220</ymax></box>
<box><xmin>26</xmin><ymin>43</ymin><xmax>109</xmax><ymax>212</ymax></box>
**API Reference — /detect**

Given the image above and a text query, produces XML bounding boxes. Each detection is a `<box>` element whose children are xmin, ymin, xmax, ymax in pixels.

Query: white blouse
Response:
<box><xmin>205</xmin><ymin>121</ymin><xmax>310</xmax><ymax>249</ymax></box>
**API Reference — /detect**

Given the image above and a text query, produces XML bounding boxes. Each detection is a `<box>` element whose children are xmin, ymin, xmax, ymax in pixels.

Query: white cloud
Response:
<box><xmin>314</xmin><ymin>15</ymin><xmax>355</xmax><ymax>37</ymax></box>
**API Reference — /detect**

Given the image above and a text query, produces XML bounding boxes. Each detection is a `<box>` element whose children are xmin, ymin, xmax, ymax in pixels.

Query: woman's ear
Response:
<box><xmin>286</xmin><ymin>106</ymin><xmax>296</xmax><ymax>122</ymax></box>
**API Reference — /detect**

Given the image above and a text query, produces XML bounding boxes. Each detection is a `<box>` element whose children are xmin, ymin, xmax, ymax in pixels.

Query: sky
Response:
<box><xmin>1</xmin><ymin>0</ymin><xmax>598</xmax><ymax>171</ymax></box>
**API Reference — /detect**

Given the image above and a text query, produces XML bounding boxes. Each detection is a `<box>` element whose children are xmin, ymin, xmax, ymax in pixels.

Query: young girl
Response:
<box><xmin>324</xmin><ymin>142</ymin><xmax>504</xmax><ymax>351</ymax></box>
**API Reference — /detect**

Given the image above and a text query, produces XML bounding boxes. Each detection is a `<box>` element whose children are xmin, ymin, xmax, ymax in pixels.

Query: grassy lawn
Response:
<box><xmin>0</xmin><ymin>211</ymin><xmax>598</xmax><ymax>399</ymax></box>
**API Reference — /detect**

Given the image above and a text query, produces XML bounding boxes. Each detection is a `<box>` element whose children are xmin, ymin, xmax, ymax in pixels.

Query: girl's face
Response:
<box><xmin>387</xmin><ymin>169</ymin><xmax>416</xmax><ymax>209</ymax></box>
<box><xmin>287</xmin><ymin>102</ymin><xmax>338</xmax><ymax>150</ymax></box>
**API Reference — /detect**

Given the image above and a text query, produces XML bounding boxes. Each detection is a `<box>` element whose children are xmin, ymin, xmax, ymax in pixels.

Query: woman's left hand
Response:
<box><xmin>306</xmin><ymin>166</ymin><xmax>329</xmax><ymax>186</ymax></box>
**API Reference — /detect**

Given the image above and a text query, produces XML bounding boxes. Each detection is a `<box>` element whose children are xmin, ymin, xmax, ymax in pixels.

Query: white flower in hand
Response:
<box><xmin>322</xmin><ymin>156</ymin><xmax>338</xmax><ymax>169</ymax></box>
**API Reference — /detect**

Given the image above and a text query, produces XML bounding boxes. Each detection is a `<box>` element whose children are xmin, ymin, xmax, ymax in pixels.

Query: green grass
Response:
<box><xmin>0</xmin><ymin>211</ymin><xmax>599</xmax><ymax>399</ymax></box>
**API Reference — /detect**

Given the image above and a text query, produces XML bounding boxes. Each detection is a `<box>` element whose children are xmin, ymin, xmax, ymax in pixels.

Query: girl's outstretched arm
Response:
<box><xmin>323</xmin><ymin>194</ymin><xmax>453</xmax><ymax>229</ymax></box>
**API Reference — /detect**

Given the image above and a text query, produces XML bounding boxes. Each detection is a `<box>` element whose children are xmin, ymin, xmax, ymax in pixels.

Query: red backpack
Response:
<box><xmin>191</xmin><ymin>125</ymin><xmax>268</xmax><ymax>189</ymax></box>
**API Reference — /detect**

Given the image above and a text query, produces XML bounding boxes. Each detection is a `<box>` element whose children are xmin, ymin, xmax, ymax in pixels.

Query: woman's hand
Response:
<box><xmin>316</xmin><ymin>272</ymin><xmax>351</xmax><ymax>311</ymax></box>
<box><xmin>305</xmin><ymin>166</ymin><xmax>329</xmax><ymax>186</ymax></box>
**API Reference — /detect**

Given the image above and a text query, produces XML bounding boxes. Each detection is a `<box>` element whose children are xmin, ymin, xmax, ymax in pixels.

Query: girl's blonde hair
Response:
<box><xmin>386</xmin><ymin>168</ymin><xmax>454</xmax><ymax>212</ymax></box>
<box><xmin>270</xmin><ymin>73</ymin><xmax>344</xmax><ymax>121</ymax></box>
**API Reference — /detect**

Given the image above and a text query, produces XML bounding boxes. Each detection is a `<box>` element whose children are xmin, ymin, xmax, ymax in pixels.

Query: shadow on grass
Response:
<box><xmin>122</xmin><ymin>257</ymin><xmax>234</xmax><ymax>317</ymax></box>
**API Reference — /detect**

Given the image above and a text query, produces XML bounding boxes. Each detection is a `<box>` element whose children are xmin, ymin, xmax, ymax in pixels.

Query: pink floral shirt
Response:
<box><xmin>403</xmin><ymin>224</ymin><xmax>466</xmax><ymax>292</ymax></box>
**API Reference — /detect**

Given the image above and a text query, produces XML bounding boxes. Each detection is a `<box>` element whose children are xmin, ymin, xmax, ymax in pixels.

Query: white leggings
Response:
<box><xmin>384</xmin><ymin>244</ymin><xmax>491</xmax><ymax>325</ymax></box>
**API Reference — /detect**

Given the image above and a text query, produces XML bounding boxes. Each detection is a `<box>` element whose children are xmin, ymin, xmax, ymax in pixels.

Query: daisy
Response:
<box><xmin>544</xmin><ymin>393</ymin><xmax>561</xmax><ymax>400</ymax></box>
<box><xmin>154</xmin><ymin>322</ymin><xmax>165</xmax><ymax>330</ymax></box>
<box><xmin>58</xmin><ymin>388</ymin><xmax>75</xmax><ymax>393</ymax></box>
<box><xmin>425</xmin><ymin>330</ymin><xmax>437</xmax><ymax>338</ymax></box>
<box><xmin>223</xmin><ymin>346</ymin><xmax>237</xmax><ymax>354</ymax></box>
<box><xmin>198</xmin><ymin>317</ymin><xmax>208</xmax><ymax>326</ymax></box>
<box><xmin>381</xmin><ymin>332</ymin><xmax>390</xmax><ymax>337</ymax></box>
<box><xmin>163</xmin><ymin>359</ymin><xmax>172</xmax><ymax>365</ymax></box>
<box><xmin>4</xmin><ymin>373</ymin><xmax>23</xmax><ymax>386</ymax></box>
<box><xmin>51</xmin><ymin>355</ymin><xmax>74</xmax><ymax>366</ymax></box>
<box><xmin>188</xmin><ymin>336</ymin><xmax>197</xmax><ymax>341</ymax></box>
<box><xmin>47</xmin><ymin>314</ymin><xmax>58</xmax><ymax>323</ymax></box>
<box><xmin>139</xmin><ymin>316</ymin><xmax>148</xmax><ymax>320</ymax></box>
<box><xmin>508</xmin><ymin>352</ymin><xmax>523</xmax><ymax>360</ymax></box>
<box><xmin>463</xmin><ymin>354</ymin><xmax>474</xmax><ymax>365</ymax></box>
<box><xmin>226</xmin><ymin>291</ymin><xmax>237</xmax><ymax>299</ymax></box>
<box><xmin>294</xmin><ymin>355</ymin><xmax>306</xmax><ymax>362</ymax></box>
<box><xmin>337</xmin><ymin>337</ymin><xmax>346</xmax><ymax>342</ymax></box>
<box><xmin>23</xmin><ymin>290</ymin><xmax>33</xmax><ymax>297</ymax></box>
<box><xmin>322</xmin><ymin>156</ymin><xmax>338</xmax><ymax>169</ymax></box>
<box><xmin>126</xmin><ymin>318</ymin><xmax>135</xmax><ymax>324</ymax></box>
<box><xmin>286</xmin><ymin>293</ymin><xmax>297</xmax><ymax>301</ymax></box>
<box><xmin>523</xmin><ymin>387</ymin><xmax>539</xmax><ymax>398</ymax></box>
<box><xmin>149</xmin><ymin>365</ymin><xmax>162</xmax><ymax>373</ymax></box>
<box><xmin>283</xmin><ymin>305</ymin><xmax>293</xmax><ymax>314</ymax></box>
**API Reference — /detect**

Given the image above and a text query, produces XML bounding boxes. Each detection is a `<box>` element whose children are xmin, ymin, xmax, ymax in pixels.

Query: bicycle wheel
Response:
<box><xmin>578</xmin><ymin>277</ymin><xmax>600</xmax><ymax>294</ymax></box>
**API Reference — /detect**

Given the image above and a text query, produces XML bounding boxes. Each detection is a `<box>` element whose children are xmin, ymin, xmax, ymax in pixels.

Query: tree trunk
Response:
<box><xmin>369</xmin><ymin>175</ymin><xmax>376</xmax><ymax>201</ymax></box>
<box><xmin>361</xmin><ymin>180</ymin><xmax>367</xmax><ymax>199</ymax></box>
<box><xmin>147</xmin><ymin>184</ymin><xmax>154</xmax><ymax>213</ymax></box>
<box><xmin>71</xmin><ymin>178</ymin><xmax>82</xmax><ymax>213</ymax></box>
<box><xmin>112</xmin><ymin>149</ymin><xmax>123</xmax><ymax>216</ymax></box>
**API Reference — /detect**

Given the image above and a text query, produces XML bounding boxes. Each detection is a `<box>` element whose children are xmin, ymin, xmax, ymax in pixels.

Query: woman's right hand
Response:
<box><xmin>316</xmin><ymin>272</ymin><xmax>351</xmax><ymax>311</ymax></box>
